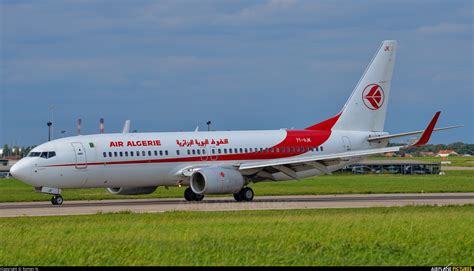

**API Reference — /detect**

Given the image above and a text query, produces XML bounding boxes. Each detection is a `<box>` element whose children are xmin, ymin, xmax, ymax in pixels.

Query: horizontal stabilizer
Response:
<box><xmin>367</xmin><ymin>125</ymin><xmax>463</xmax><ymax>142</ymax></box>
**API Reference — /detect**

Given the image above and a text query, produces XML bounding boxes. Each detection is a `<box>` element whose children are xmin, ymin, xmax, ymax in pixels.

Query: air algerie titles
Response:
<box><xmin>109</xmin><ymin>140</ymin><xmax>161</xmax><ymax>147</ymax></box>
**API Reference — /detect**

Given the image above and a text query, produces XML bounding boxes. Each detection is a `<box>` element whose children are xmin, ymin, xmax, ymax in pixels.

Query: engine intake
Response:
<box><xmin>106</xmin><ymin>186</ymin><xmax>157</xmax><ymax>195</ymax></box>
<box><xmin>190</xmin><ymin>167</ymin><xmax>244</xmax><ymax>195</ymax></box>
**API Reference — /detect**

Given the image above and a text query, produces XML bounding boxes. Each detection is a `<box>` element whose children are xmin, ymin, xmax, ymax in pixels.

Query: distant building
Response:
<box><xmin>419</xmin><ymin>151</ymin><xmax>435</xmax><ymax>157</ymax></box>
<box><xmin>0</xmin><ymin>159</ymin><xmax>18</xmax><ymax>173</ymax></box>
<box><xmin>384</xmin><ymin>152</ymin><xmax>397</xmax><ymax>157</ymax></box>
<box><xmin>436</xmin><ymin>150</ymin><xmax>458</xmax><ymax>157</ymax></box>
<box><xmin>343</xmin><ymin>159</ymin><xmax>440</xmax><ymax>175</ymax></box>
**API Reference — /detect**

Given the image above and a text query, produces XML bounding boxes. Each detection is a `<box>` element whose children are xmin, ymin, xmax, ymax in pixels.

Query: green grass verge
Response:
<box><xmin>0</xmin><ymin>205</ymin><xmax>472</xmax><ymax>266</ymax></box>
<box><xmin>1</xmin><ymin>170</ymin><xmax>473</xmax><ymax>202</ymax></box>
<box><xmin>368</xmin><ymin>156</ymin><xmax>474</xmax><ymax>167</ymax></box>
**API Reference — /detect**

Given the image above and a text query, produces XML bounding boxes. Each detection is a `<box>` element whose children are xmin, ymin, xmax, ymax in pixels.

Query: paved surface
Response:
<box><xmin>441</xmin><ymin>166</ymin><xmax>474</xmax><ymax>170</ymax></box>
<box><xmin>1</xmin><ymin>193</ymin><xmax>473</xmax><ymax>217</ymax></box>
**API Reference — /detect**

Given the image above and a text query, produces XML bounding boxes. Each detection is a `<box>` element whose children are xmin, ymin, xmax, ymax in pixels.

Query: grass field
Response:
<box><xmin>0</xmin><ymin>205</ymin><xmax>472</xmax><ymax>266</ymax></box>
<box><xmin>1</xmin><ymin>170</ymin><xmax>473</xmax><ymax>202</ymax></box>
<box><xmin>369</xmin><ymin>156</ymin><xmax>474</xmax><ymax>167</ymax></box>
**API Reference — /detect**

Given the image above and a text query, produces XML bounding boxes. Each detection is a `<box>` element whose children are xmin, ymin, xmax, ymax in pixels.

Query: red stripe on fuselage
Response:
<box><xmin>45</xmin><ymin>129</ymin><xmax>332</xmax><ymax>168</ymax></box>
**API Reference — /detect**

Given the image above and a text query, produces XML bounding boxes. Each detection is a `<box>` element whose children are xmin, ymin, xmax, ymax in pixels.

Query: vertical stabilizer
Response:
<box><xmin>332</xmin><ymin>40</ymin><xmax>397</xmax><ymax>132</ymax></box>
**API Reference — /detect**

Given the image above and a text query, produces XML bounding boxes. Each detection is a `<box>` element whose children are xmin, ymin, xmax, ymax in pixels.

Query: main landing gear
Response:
<box><xmin>51</xmin><ymin>195</ymin><xmax>64</xmax><ymax>206</ymax></box>
<box><xmin>233</xmin><ymin>187</ymin><xmax>254</xmax><ymax>202</ymax></box>
<box><xmin>184</xmin><ymin>187</ymin><xmax>204</xmax><ymax>202</ymax></box>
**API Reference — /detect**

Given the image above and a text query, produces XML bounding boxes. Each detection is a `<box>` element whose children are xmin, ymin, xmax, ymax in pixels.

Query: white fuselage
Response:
<box><xmin>11</xmin><ymin>129</ymin><xmax>387</xmax><ymax>189</ymax></box>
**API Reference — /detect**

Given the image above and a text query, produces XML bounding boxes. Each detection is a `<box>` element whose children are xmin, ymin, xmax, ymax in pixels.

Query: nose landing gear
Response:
<box><xmin>51</xmin><ymin>195</ymin><xmax>64</xmax><ymax>205</ymax></box>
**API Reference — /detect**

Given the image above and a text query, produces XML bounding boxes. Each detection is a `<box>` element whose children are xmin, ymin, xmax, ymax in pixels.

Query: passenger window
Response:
<box><xmin>212</xmin><ymin>149</ymin><xmax>216</xmax><ymax>154</ymax></box>
<box><xmin>109</xmin><ymin>152</ymin><xmax>112</xmax><ymax>157</ymax></box>
<box><xmin>228</xmin><ymin>149</ymin><xmax>232</xmax><ymax>154</ymax></box>
<box><xmin>130</xmin><ymin>151</ymin><xmax>134</xmax><ymax>157</ymax></box>
<box><xmin>321</xmin><ymin>146</ymin><xmax>324</xmax><ymax>151</ymax></box>
<box><xmin>165</xmin><ymin>150</ymin><xmax>168</xmax><ymax>155</ymax></box>
<box><xmin>142</xmin><ymin>151</ymin><xmax>146</xmax><ymax>156</ymax></box>
<box><xmin>125</xmin><ymin>152</ymin><xmax>128</xmax><ymax>157</ymax></box>
<box><xmin>103</xmin><ymin>152</ymin><xmax>107</xmax><ymax>157</ymax></box>
<box><xmin>136</xmin><ymin>151</ymin><xmax>140</xmax><ymax>156</ymax></box>
<box><xmin>148</xmin><ymin>151</ymin><xmax>152</xmax><ymax>156</ymax></box>
<box><xmin>154</xmin><ymin>150</ymin><xmax>158</xmax><ymax>156</ymax></box>
<box><xmin>119</xmin><ymin>152</ymin><xmax>123</xmax><ymax>157</ymax></box>
<box><xmin>114</xmin><ymin>152</ymin><xmax>118</xmax><ymax>157</ymax></box>
<box><xmin>192</xmin><ymin>150</ymin><xmax>196</xmax><ymax>155</ymax></box>
<box><xmin>187</xmin><ymin>150</ymin><xmax>191</xmax><ymax>155</ymax></box>
<box><xmin>260</xmin><ymin>148</ymin><xmax>263</xmax><ymax>152</ymax></box>
<box><xmin>296</xmin><ymin>147</ymin><xmax>300</xmax><ymax>152</ymax></box>
<box><xmin>234</xmin><ymin>148</ymin><xmax>238</xmax><ymax>153</ymax></box>
<box><xmin>202</xmin><ymin>149</ymin><xmax>206</xmax><ymax>154</ymax></box>
<box><xmin>276</xmin><ymin>148</ymin><xmax>280</xmax><ymax>153</ymax></box>
<box><xmin>159</xmin><ymin>150</ymin><xmax>163</xmax><ymax>156</ymax></box>
<box><xmin>224</xmin><ymin>149</ymin><xmax>227</xmax><ymax>154</ymax></box>
<box><xmin>197</xmin><ymin>149</ymin><xmax>201</xmax><ymax>155</ymax></box>
<box><xmin>218</xmin><ymin>149</ymin><xmax>221</xmax><ymax>154</ymax></box>
<box><xmin>240</xmin><ymin>148</ymin><xmax>243</xmax><ymax>153</ymax></box>
<box><xmin>176</xmin><ymin>150</ymin><xmax>180</xmax><ymax>155</ymax></box>
<box><xmin>244</xmin><ymin>148</ymin><xmax>248</xmax><ymax>153</ymax></box>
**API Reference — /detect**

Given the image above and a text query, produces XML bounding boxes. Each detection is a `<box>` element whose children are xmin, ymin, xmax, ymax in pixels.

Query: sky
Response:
<box><xmin>0</xmin><ymin>0</ymin><xmax>472</xmax><ymax>146</ymax></box>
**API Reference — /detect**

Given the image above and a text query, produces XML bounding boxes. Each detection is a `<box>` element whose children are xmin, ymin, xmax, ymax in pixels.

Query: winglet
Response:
<box><xmin>122</xmin><ymin>120</ymin><xmax>131</xmax><ymax>133</ymax></box>
<box><xmin>411</xmin><ymin>111</ymin><xmax>441</xmax><ymax>147</ymax></box>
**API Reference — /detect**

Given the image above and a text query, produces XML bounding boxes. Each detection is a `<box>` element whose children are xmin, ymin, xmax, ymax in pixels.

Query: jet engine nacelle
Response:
<box><xmin>190</xmin><ymin>167</ymin><xmax>244</xmax><ymax>195</ymax></box>
<box><xmin>106</xmin><ymin>186</ymin><xmax>158</xmax><ymax>195</ymax></box>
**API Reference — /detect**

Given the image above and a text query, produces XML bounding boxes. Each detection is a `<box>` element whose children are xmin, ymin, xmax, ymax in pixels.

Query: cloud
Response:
<box><xmin>416</xmin><ymin>22</ymin><xmax>470</xmax><ymax>35</ymax></box>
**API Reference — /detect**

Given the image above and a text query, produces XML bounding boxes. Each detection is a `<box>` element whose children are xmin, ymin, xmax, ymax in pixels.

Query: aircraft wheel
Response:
<box><xmin>51</xmin><ymin>195</ymin><xmax>63</xmax><ymax>205</ymax></box>
<box><xmin>239</xmin><ymin>187</ymin><xmax>254</xmax><ymax>202</ymax></box>
<box><xmin>233</xmin><ymin>193</ymin><xmax>242</xmax><ymax>202</ymax></box>
<box><xmin>194</xmin><ymin>193</ymin><xmax>205</xmax><ymax>202</ymax></box>
<box><xmin>184</xmin><ymin>187</ymin><xmax>195</xmax><ymax>201</ymax></box>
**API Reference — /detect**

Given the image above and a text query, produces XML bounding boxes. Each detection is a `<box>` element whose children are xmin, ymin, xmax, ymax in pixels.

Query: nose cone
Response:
<box><xmin>10</xmin><ymin>159</ymin><xmax>32</xmax><ymax>182</ymax></box>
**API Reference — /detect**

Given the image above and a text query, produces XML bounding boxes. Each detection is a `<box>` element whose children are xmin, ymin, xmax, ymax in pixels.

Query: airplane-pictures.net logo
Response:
<box><xmin>362</xmin><ymin>84</ymin><xmax>384</xmax><ymax>110</ymax></box>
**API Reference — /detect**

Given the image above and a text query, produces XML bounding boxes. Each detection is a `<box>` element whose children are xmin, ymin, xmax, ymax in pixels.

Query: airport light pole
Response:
<box><xmin>206</xmin><ymin>121</ymin><xmax>211</xmax><ymax>131</ymax></box>
<box><xmin>47</xmin><ymin>122</ymin><xmax>52</xmax><ymax>141</ymax></box>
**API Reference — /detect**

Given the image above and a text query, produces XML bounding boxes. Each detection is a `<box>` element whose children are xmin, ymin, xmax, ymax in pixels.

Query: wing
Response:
<box><xmin>237</xmin><ymin>146</ymin><xmax>401</xmax><ymax>180</ymax></box>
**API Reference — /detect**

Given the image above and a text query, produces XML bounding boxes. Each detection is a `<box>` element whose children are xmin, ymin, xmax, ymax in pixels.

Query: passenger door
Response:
<box><xmin>71</xmin><ymin>142</ymin><xmax>87</xmax><ymax>169</ymax></box>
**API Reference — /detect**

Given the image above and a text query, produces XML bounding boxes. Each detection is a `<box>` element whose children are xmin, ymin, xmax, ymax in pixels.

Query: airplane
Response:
<box><xmin>10</xmin><ymin>40</ymin><xmax>461</xmax><ymax>205</ymax></box>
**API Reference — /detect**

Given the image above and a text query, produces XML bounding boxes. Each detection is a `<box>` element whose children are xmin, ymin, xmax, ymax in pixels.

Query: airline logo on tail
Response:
<box><xmin>362</xmin><ymin>84</ymin><xmax>384</xmax><ymax>110</ymax></box>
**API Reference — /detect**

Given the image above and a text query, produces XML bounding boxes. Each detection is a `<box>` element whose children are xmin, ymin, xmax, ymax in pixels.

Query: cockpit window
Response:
<box><xmin>32</xmin><ymin>151</ymin><xmax>56</xmax><ymax>159</ymax></box>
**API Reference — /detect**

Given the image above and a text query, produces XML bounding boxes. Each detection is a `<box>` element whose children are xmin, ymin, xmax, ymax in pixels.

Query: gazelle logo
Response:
<box><xmin>362</xmin><ymin>84</ymin><xmax>384</xmax><ymax>110</ymax></box>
